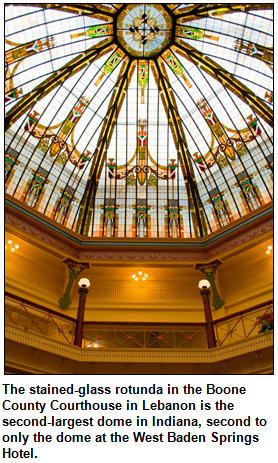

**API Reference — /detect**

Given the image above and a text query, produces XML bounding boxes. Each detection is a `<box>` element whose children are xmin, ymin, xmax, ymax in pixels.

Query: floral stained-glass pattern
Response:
<box><xmin>5</xmin><ymin>4</ymin><xmax>273</xmax><ymax>238</ymax></box>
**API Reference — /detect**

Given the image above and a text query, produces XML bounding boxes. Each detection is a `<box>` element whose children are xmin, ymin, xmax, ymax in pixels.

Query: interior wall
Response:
<box><xmin>5</xmin><ymin>251</ymin><xmax>65</xmax><ymax>312</ymax></box>
<box><xmin>5</xmin><ymin>233</ymin><xmax>273</xmax><ymax>324</ymax></box>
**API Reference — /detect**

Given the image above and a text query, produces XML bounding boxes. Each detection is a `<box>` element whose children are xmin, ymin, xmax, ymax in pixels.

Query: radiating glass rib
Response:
<box><xmin>70</xmin><ymin>63</ymin><xmax>131</xmax><ymax>231</ymax></box>
<box><xmin>77</xmin><ymin>60</ymin><xmax>133</xmax><ymax>235</ymax></box>
<box><xmin>43</xmin><ymin>53</ymin><xmax>127</xmax><ymax>220</ymax></box>
<box><xmin>163</xmin><ymin>46</ymin><xmax>272</xmax><ymax>217</ymax></box>
<box><xmin>187</xmin><ymin>57</ymin><xmax>272</xmax><ymax>208</ymax></box>
<box><xmin>176</xmin><ymin>42</ymin><xmax>272</xmax><ymax>89</ymax></box>
<box><xmin>154</xmin><ymin>61</ymin><xmax>205</xmax><ymax>237</ymax></box>
<box><xmin>160</xmin><ymin>53</ymin><xmax>241</xmax><ymax>224</ymax></box>
<box><xmin>6</xmin><ymin>46</ymin><xmax>121</xmax><ymax>219</ymax></box>
<box><xmin>6</xmin><ymin>43</ymin><xmax>116</xmax><ymax>161</ymax></box>
<box><xmin>5</xmin><ymin>4</ymin><xmax>273</xmax><ymax>238</ymax></box>
<box><xmin>175</xmin><ymin>40</ymin><xmax>273</xmax><ymax>127</ymax></box>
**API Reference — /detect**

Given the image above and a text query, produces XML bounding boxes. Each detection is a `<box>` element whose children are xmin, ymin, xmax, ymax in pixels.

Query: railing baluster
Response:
<box><xmin>242</xmin><ymin>315</ymin><xmax>247</xmax><ymax>339</ymax></box>
<box><xmin>5</xmin><ymin>293</ymin><xmax>273</xmax><ymax>349</ymax></box>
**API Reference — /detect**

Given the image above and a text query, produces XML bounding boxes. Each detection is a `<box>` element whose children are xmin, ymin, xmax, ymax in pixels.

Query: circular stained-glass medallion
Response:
<box><xmin>169</xmin><ymin>211</ymin><xmax>179</xmax><ymax>221</ymax></box>
<box><xmin>117</xmin><ymin>4</ymin><xmax>172</xmax><ymax>57</ymax></box>
<box><xmin>137</xmin><ymin>211</ymin><xmax>146</xmax><ymax>220</ymax></box>
<box><xmin>215</xmin><ymin>200</ymin><xmax>224</xmax><ymax>210</ymax></box>
<box><xmin>32</xmin><ymin>180</ymin><xmax>42</xmax><ymax>190</ymax></box>
<box><xmin>105</xmin><ymin>211</ymin><xmax>114</xmax><ymax>220</ymax></box>
<box><xmin>5</xmin><ymin>161</ymin><xmax>12</xmax><ymax>172</ymax></box>
<box><xmin>243</xmin><ymin>184</ymin><xmax>253</xmax><ymax>194</ymax></box>
<box><xmin>61</xmin><ymin>198</ymin><xmax>69</xmax><ymax>208</ymax></box>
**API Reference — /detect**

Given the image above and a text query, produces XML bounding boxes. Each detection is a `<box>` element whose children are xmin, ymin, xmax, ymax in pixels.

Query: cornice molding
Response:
<box><xmin>5</xmin><ymin>197</ymin><xmax>273</xmax><ymax>262</ymax></box>
<box><xmin>5</xmin><ymin>324</ymin><xmax>273</xmax><ymax>365</ymax></box>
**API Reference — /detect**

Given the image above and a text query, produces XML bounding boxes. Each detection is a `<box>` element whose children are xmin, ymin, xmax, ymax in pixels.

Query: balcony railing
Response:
<box><xmin>213</xmin><ymin>302</ymin><xmax>273</xmax><ymax>347</ymax></box>
<box><xmin>82</xmin><ymin>322</ymin><xmax>208</xmax><ymax>349</ymax></box>
<box><xmin>5</xmin><ymin>292</ymin><xmax>76</xmax><ymax>345</ymax></box>
<box><xmin>5</xmin><ymin>292</ymin><xmax>273</xmax><ymax>349</ymax></box>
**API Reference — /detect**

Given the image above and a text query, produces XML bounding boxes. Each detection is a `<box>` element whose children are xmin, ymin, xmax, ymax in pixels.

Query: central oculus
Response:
<box><xmin>117</xmin><ymin>4</ymin><xmax>172</xmax><ymax>57</ymax></box>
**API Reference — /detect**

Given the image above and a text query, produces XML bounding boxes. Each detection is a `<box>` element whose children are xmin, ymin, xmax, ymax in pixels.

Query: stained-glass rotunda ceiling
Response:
<box><xmin>5</xmin><ymin>3</ymin><xmax>273</xmax><ymax>238</ymax></box>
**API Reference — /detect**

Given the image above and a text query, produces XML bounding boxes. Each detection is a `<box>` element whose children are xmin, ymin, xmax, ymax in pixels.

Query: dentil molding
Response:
<box><xmin>5</xmin><ymin>324</ymin><xmax>273</xmax><ymax>365</ymax></box>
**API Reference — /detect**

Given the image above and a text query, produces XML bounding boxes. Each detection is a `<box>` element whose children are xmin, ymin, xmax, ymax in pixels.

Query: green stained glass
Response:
<box><xmin>5</xmin><ymin>4</ymin><xmax>273</xmax><ymax>238</ymax></box>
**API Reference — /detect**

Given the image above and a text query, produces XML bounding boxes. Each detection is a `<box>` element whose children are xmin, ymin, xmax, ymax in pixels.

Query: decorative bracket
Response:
<box><xmin>196</xmin><ymin>260</ymin><xmax>225</xmax><ymax>310</ymax></box>
<box><xmin>59</xmin><ymin>259</ymin><xmax>90</xmax><ymax>309</ymax></box>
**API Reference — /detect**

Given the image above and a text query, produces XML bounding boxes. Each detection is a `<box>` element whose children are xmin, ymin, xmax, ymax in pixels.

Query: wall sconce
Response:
<box><xmin>266</xmin><ymin>246</ymin><xmax>272</xmax><ymax>255</ymax></box>
<box><xmin>5</xmin><ymin>240</ymin><xmax>19</xmax><ymax>252</ymax></box>
<box><xmin>198</xmin><ymin>279</ymin><xmax>216</xmax><ymax>349</ymax></box>
<box><xmin>74</xmin><ymin>278</ymin><xmax>90</xmax><ymax>347</ymax></box>
<box><xmin>131</xmin><ymin>271</ymin><xmax>148</xmax><ymax>281</ymax></box>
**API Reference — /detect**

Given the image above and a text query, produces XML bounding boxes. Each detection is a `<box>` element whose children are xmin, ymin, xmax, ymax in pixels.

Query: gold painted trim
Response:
<box><xmin>5</xmin><ymin>324</ymin><xmax>273</xmax><ymax>364</ymax></box>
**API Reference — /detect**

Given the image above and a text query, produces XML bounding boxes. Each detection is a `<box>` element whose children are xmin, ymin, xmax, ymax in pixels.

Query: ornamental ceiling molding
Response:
<box><xmin>5</xmin><ymin>198</ymin><xmax>273</xmax><ymax>262</ymax></box>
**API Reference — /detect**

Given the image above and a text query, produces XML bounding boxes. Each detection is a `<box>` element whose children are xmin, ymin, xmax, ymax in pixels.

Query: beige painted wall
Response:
<box><xmin>5</xmin><ymin>236</ymin><xmax>273</xmax><ymax>324</ymax></box>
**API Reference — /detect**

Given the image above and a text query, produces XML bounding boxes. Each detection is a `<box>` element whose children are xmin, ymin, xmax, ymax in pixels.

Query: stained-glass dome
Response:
<box><xmin>5</xmin><ymin>3</ymin><xmax>273</xmax><ymax>238</ymax></box>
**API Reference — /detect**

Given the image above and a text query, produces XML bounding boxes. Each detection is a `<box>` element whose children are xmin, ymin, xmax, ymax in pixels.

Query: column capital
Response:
<box><xmin>63</xmin><ymin>258</ymin><xmax>90</xmax><ymax>273</ymax></box>
<box><xmin>195</xmin><ymin>259</ymin><xmax>222</xmax><ymax>274</ymax></box>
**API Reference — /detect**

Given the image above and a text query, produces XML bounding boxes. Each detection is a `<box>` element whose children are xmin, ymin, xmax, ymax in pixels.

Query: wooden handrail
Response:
<box><xmin>83</xmin><ymin>321</ymin><xmax>207</xmax><ymax>326</ymax></box>
<box><xmin>212</xmin><ymin>300</ymin><xmax>273</xmax><ymax>325</ymax></box>
<box><xmin>5</xmin><ymin>292</ymin><xmax>273</xmax><ymax>329</ymax></box>
<box><xmin>5</xmin><ymin>291</ymin><xmax>77</xmax><ymax>323</ymax></box>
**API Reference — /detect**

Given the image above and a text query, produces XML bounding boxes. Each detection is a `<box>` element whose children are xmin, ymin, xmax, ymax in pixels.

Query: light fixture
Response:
<box><xmin>5</xmin><ymin>240</ymin><xmax>19</xmax><ymax>252</ymax></box>
<box><xmin>198</xmin><ymin>279</ymin><xmax>211</xmax><ymax>290</ymax></box>
<box><xmin>132</xmin><ymin>271</ymin><xmax>148</xmax><ymax>281</ymax></box>
<box><xmin>87</xmin><ymin>343</ymin><xmax>99</xmax><ymax>349</ymax></box>
<box><xmin>78</xmin><ymin>278</ymin><xmax>90</xmax><ymax>288</ymax></box>
<box><xmin>74</xmin><ymin>278</ymin><xmax>91</xmax><ymax>347</ymax></box>
<box><xmin>266</xmin><ymin>245</ymin><xmax>272</xmax><ymax>255</ymax></box>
